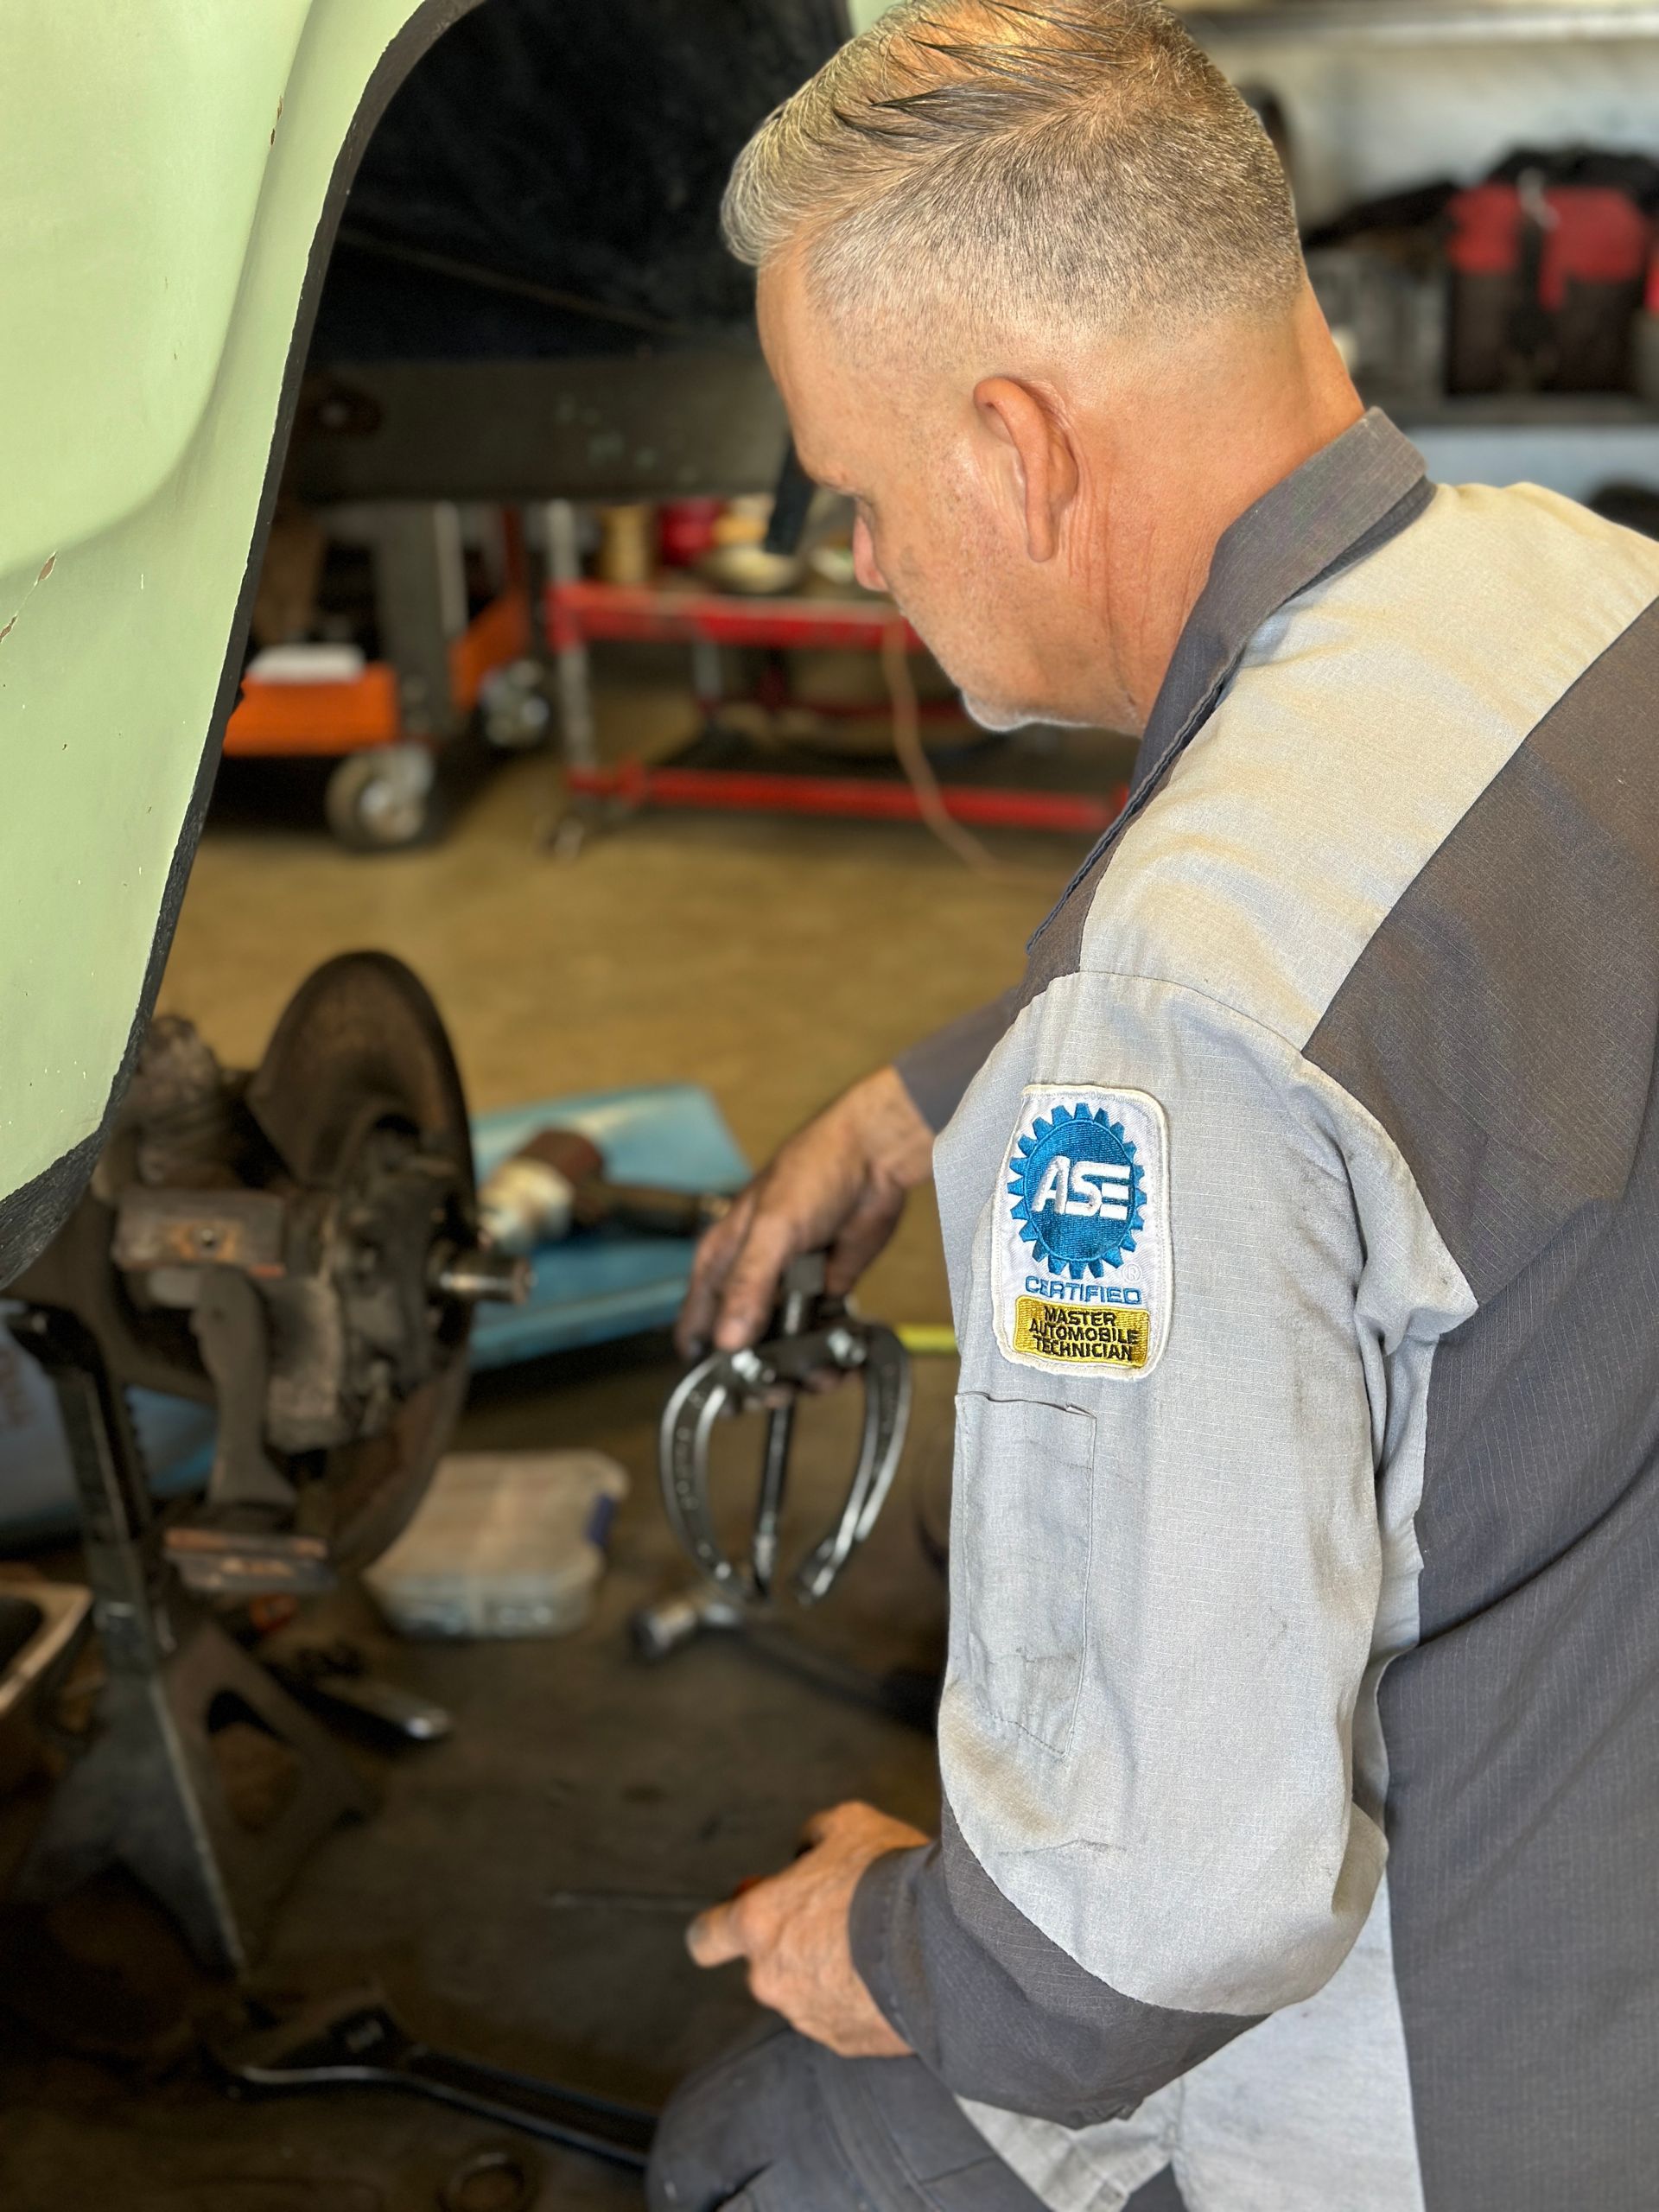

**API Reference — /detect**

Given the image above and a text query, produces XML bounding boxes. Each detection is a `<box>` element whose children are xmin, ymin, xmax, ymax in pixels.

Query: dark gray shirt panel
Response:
<box><xmin>1306</xmin><ymin>597</ymin><xmax>1659</xmax><ymax>2212</ymax></box>
<box><xmin>893</xmin><ymin>988</ymin><xmax>1022</xmax><ymax>1133</ymax></box>
<box><xmin>1307</xmin><ymin>599</ymin><xmax>1659</xmax><ymax>1305</ymax></box>
<box><xmin>849</xmin><ymin>1804</ymin><xmax>1258</xmax><ymax>2128</ymax></box>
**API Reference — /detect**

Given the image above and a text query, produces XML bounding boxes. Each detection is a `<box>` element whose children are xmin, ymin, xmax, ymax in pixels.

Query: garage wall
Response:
<box><xmin>843</xmin><ymin>3</ymin><xmax>1659</xmax><ymax>230</ymax></box>
<box><xmin>1198</xmin><ymin>32</ymin><xmax>1659</xmax><ymax>226</ymax></box>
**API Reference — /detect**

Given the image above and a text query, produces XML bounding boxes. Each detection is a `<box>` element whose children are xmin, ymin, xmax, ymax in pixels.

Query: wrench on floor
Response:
<box><xmin>205</xmin><ymin>1983</ymin><xmax>656</xmax><ymax>2170</ymax></box>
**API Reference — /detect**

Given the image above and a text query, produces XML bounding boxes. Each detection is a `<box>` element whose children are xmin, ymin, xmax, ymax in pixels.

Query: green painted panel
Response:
<box><xmin>0</xmin><ymin>3</ymin><xmax>310</xmax><ymax>581</ymax></box>
<box><xmin>0</xmin><ymin>0</ymin><xmax>443</xmax><ymax>1215</ymax></box>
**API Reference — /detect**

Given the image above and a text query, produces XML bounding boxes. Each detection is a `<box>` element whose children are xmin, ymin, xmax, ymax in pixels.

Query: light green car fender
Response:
<box><xmin>0</xmin><ymin>0</ymin><xmax>480</xmax><ymax>1283</ymax></box>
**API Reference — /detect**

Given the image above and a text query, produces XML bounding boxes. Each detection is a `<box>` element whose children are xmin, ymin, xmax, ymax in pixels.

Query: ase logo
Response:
<box><xmin>1008</xmin><ymin>1102</ymin><xmax>1146</xmax><ymax>1280</ymax></box>
<box><xmin>995</xmin><ymin>1084</ymin><xmax>1168</xmax><ymax>1380</ymax></box>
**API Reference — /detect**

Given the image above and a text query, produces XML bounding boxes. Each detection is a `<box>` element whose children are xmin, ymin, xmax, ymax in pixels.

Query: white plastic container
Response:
<box><xmin>365</xmin><ymin>1450</ymin><xmax>628</xmax><ymax>1640</ymax></box>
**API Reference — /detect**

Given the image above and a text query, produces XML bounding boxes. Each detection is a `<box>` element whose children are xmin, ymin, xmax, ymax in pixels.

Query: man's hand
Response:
<box><xmin>677</xmin><ymin>1067</ymin><xmax>934</xmax><ymax>1358</ymax></box>
<box><xmin>685</xmin><ymin>1801</ymin><xmax>927</xmax><ymax>2057</ymax></box>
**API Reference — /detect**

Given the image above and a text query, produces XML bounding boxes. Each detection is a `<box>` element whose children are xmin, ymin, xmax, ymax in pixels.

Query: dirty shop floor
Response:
<box><xmin>0</xmin><ymin>675</ymin><xmax>1134</xmax><ymax>2212</ymax></box>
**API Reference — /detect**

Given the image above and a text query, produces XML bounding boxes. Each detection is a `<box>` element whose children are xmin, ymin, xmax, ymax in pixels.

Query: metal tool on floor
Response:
<box><xmin>6</xmin><ymin>956</ymin><xmax>525</xmax><ymax>1974</ymax></box>
<box><xmin>207</xmin><ymin>1984</ymin><xmax>656</xmax><ymax>2171</ymax></box>
<box><xmin>440</xmin><ymin>2146</ymin><xmax>538</xmax><ymax>2212</ymax></box>
<box><xmin>478</xmin><ymin>1124</ymin><xmax>731</xmax><ymax>1256</ymax></box>
<box><xmin>635</xmin><ymin>1253</ymin><xmax>911</xmax><ymax>1664</ymax></box>
<box><xmin>264</xmin><ymin>1640</ymin><xmax>453</xmax><ymax>1746</ymax></box>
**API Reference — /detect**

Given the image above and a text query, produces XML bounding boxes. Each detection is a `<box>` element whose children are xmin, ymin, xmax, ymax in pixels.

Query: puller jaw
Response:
<box><xmin>652</xmin><ymin>1253</ymin><xmax>912</xmax><ymax>1625</ymax></box>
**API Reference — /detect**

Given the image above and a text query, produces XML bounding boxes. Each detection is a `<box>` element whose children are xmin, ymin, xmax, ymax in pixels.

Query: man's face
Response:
<box><xmin>758</xmin><ymin>256</ymin><xmax>1120</xmax><ymax>734</ymax></box>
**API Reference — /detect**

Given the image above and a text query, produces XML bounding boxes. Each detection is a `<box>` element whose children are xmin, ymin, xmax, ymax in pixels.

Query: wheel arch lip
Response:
<box><xmin>0</xmin><ymin>0</ymin><xmax>487</xmax><ymax>1292</ymax></box>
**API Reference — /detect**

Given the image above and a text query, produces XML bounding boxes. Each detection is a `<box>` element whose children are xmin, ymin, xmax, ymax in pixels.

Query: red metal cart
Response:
<box><xmin>543</xmin><ymin>569</ymin><xmax>1128</xmax><ymax>841</ymax></box>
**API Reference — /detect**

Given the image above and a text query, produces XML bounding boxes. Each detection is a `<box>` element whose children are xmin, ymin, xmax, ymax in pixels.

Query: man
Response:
<box><xmin>650</xmin><ymin>6</ymin><xmax>1659</xmax><ymax>2209</ymax></box>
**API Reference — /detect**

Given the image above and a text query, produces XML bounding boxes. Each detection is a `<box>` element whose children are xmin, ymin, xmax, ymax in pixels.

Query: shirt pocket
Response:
<box><xmin>950</xmin><ymin>1392</ymin><xmax>1097</xmax><ymax>1758</ymax></box>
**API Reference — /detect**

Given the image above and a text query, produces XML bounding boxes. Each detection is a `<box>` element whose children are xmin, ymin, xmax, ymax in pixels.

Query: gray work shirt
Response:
<box><xmin>853</xmin><ymin>410</ymin><xmax>1659</xmax><ymax>2212</ymax></box>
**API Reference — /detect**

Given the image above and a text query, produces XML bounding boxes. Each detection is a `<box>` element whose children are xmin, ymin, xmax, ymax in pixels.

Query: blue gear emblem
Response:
<box><xmin>1009</xmin><ymin>1103</ymin><xmax>1146</xmax><ymax>1278</ymax></box>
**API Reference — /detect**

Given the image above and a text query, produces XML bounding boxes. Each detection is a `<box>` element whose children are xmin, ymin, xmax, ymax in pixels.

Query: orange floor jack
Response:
<box><xmin>226</xmin><ymin>506</ymin><xmax>544</xmax><ymax>849</ymax></box>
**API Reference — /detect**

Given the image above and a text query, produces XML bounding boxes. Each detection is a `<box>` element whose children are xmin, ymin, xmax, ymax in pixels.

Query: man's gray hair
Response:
<box><xmin>722</xmin><ymin>0</ymin><xmax>1303</xmax><ymax>342</ymax></box>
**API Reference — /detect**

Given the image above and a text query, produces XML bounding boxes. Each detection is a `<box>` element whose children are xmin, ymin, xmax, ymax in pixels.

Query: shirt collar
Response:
<box><xmin>1130</xmin><ymin>408</ymin><xmax>1431</xmax><ymax>798</ymax></box>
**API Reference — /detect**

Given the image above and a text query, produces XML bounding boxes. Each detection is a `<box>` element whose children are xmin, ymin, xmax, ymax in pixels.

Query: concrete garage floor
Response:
<box><xmin>0</xmin><ymin>684</ymin><xmax>1135</xmax><ymax>2212</ymax></box>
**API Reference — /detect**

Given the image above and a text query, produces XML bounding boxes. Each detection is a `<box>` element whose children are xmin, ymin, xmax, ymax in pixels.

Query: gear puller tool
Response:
<box><xmin>637</xmin><ymin>1254</ymin><xmax>911</xmax><ymax>1660</ymax></box>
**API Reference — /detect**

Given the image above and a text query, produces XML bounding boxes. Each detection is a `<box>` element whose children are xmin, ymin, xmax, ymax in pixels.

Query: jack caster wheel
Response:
<box><xmin>325</xmin><ymin>745</ymin><xmax>435</xmax><ymax>852</ymax></box>
<box><xmin>480</xmin><ymin>658</ymin><xmax>554</xmax><ymax>752</ymax></box>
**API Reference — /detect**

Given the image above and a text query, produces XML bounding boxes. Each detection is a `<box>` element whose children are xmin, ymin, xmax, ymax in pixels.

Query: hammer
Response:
<box><xmin>479</xmin><ymin>1128</ymin><xmax>731</xmax><ymax>1257</ymax></box>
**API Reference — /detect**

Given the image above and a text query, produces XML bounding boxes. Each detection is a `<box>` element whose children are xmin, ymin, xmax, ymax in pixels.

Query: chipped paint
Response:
<box><xmin>1</xmin><ymin>553</ymin><xmax>58</xmax><ymax>645</ymax></box>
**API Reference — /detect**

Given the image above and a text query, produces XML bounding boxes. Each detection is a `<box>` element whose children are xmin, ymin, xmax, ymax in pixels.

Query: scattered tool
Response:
<box><xmin>543</xmin><ymin>1886</ymin><xmax>713</xmax><ymax>1914</ymax></box>
<box><xmin>207</xmin><ymin>1984</ymin><xmax>656</xmax><ymax>2171</ymax></box>
<box><xmin>439</xmin><ymin>2146</ymin><xmax>538</xmax><ymax>2212</ymax></box>
<box><xmin>0</xmin><ymin>1573</ymin><xmax>91</xmax><ymax>1728</ymax></box>
<box><xmin>264</xmin><ymin>1640</ymin><xmax>453</xmax><ymax>1747</ymax></box>
<box><xmin>478</xmin><ymin>1126</ymin><xmax>730</xmax><ymax>1256</ymax></box>
<box><xmin>635</xmin><ymin>1254</ymin><xmax>911</xmax><ymax>1662</ymax></box>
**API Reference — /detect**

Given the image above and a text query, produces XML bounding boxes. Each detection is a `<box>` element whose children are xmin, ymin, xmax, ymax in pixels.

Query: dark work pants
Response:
<box><xmin>647</xmin><ymin>2023</ymin><xmax>1187</xmax><ymax>2212</ymax></box>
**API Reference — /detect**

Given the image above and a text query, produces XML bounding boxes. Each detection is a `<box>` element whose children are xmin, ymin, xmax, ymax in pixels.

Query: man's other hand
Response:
<box><xmin>676</xmin><ymin>1067</ymin><xmax>934</xmax><ymax>1358</ymax></box>
<box><xmin>685</xmin><ymin>1801</ymin><xmax>927</xmax><ymax>2057</ymax></box>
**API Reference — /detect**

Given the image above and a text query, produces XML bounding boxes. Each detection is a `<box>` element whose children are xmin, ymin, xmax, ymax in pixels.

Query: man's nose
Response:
<box><xmin>852</xmin><ymin>515</ymin><xmax>887</xmax><ymax>595</ymax></box>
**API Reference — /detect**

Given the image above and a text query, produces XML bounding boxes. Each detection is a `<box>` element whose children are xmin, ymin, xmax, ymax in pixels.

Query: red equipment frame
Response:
<box><xmin>544</xmin><ymin>577</ymin><xmax>1128</xmax><ymax>837</ymax></box>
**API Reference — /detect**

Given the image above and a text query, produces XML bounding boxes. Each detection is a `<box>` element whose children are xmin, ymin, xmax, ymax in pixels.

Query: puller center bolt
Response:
<box><xmin>825</xmin><ymin>1327</ymin><xmax>866</xmax><ymax>1369</ymax></box>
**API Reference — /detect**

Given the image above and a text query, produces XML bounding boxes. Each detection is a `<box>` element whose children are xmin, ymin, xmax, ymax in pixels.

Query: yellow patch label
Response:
<box><xmin>1013</xmin><ymin>1297</ymin><xmax>1151</xmax><ymax>1370</ymax></box>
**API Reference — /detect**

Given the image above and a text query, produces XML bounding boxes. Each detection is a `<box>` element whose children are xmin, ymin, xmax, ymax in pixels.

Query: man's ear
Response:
<box><xmin>973</xmin><ymin>376</ymin><xmax>1079</xmax><ymax>563</ymax></box>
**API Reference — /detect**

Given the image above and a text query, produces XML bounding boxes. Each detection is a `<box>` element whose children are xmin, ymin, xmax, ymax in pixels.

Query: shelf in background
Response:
<box><xmin>1185</xmin><ymin>3</ymin><xmax>1659</xmax><ymax>44</ymax></box>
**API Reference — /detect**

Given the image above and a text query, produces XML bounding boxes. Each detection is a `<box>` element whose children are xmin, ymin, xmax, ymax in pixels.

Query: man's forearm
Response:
<box><xmin>849</xmin><ymin>1807</ymin><xmax>1256</xmax><ymax>2126</ymax></box>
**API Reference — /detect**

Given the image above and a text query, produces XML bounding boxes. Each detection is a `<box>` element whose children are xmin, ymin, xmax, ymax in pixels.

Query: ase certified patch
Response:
<box><xmin>993</xmin><ymin>1086</ymin><xmax>1171</xmax><ymax>1380</ymax></box>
